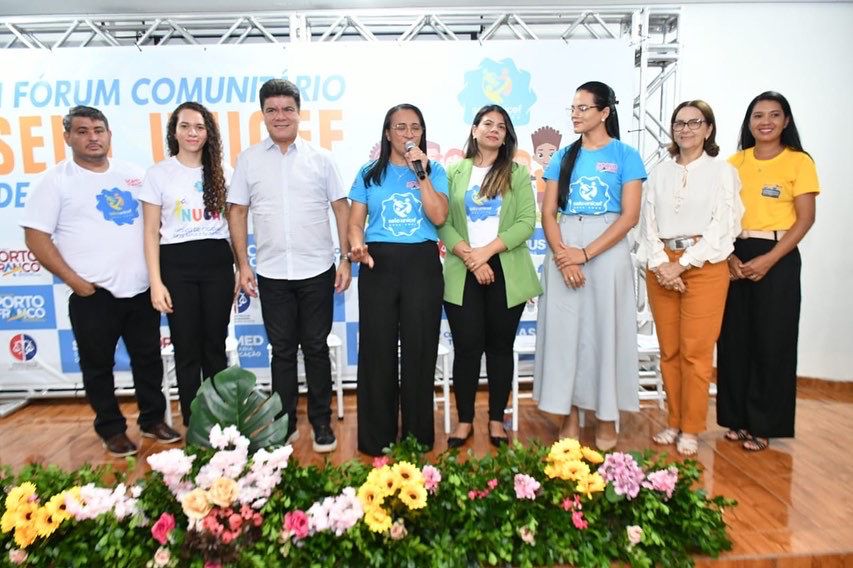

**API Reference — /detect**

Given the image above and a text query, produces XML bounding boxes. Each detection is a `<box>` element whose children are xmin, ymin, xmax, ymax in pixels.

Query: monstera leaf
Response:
<box><xmin>187</xmin><ymin>367</ymin><xmax>288</xmax><ymax>451</ymax></box>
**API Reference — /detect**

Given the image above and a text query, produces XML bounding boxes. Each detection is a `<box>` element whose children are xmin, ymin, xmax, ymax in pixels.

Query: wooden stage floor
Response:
<box><xmin>2</xmin><ymin>380</ymin><xmax>852</xmax><ymax>566</ymax></box>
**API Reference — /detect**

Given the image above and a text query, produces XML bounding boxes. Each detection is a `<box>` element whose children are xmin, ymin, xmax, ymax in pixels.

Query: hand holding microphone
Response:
<box><xmin>404</xmin><ymin>141</ymin><xmax>427</xmax><ymax>180</ymax></box>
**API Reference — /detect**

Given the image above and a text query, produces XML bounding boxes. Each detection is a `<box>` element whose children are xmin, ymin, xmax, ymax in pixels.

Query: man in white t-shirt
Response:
<box><xmin>228</xmin><ymin>79</ymin><xmax>351</xmax><ymax>453</ymax></box>
<box><xmin>21</xmin><ymin>106</ymin><xmax>181</xmax><ymax>457</ymax></box>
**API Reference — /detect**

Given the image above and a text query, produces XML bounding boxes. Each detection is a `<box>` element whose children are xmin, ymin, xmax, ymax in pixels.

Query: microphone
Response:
<box><xmin>404</xmin><ymin>141</ymin><xmax>427</xmax><ymax>180</ymax></box>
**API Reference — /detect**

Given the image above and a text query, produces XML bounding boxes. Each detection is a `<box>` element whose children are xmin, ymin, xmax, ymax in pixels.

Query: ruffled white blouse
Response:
<box><xmin>637</xmin><ymin>152</ymin><xmax>744</xmax><ymax>269</ymax></box>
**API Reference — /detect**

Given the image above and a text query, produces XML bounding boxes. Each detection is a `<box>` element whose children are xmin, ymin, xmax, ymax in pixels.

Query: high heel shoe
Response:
<box><xmin>447</xmin><ymin>426</ymin><xmax>473</xmax><ymax>449</ymax></box>
<box><xmin>489</xmin><ymin>421</ymin><xmax>509</xmax><ymax>448</ymax></box>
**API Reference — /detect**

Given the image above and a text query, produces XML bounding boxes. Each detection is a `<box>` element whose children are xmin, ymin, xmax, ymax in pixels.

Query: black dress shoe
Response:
<box><xmin>102</xmin><ymin>432</ymin><xmax>138</xmax><ymax>457</ymax></box>
<box><xmin>489</xmin><ymin>425</ymin><xmax>509</xmax><ymax>448</ymax></box>
<box><xmin>447</xmin><ymin>428</ymin><xmax>473</xmax><ymax>449</ymax></box>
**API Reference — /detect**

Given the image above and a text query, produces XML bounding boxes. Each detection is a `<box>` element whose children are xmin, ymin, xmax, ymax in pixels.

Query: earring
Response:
<box><xmin>601</xmin><ymin>118</ymin><xmax>605</xmax><ymax>122</ymax></box>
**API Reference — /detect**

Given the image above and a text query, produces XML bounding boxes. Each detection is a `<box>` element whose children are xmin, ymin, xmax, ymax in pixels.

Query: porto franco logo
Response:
<box><xmin>96</xmin><ymin>187</ymin><xmax>140</xmax><ymax>226</ymax></box>
<box><xmin>9</xmin><ymin>333</ymin><xmax>37</xmax><ymax>361</ymax></box>
<box><xmin>458</xmin><ymin>58</ymin><xmax>537</xmax><ymax>126</ymax></box>
<box><xmin>1</xmin><ymin>249</ymin><xmax>41</xmax><ymax>278</ymax></box>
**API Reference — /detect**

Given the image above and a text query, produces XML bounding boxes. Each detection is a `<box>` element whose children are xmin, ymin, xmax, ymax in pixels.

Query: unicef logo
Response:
<box><xmin>96</xmin><ymin>188</ymin><xmax>140</xmax><ymax>226</ymax></box>
<box><xmin>568</xmin><ymin>176</ymin><xmax>610</xmax><ymax>215</ymax></box>
<box><xmin>381</xmin><ymin>193</ymin><xmax>423</xmax><ymax>237</ymax></box>
<box><xmin>236</xmin><ymin>291</ymin><xmax>251</xmax><ymax>313</ymax></box>
<box><xmin>458</xmin><ymin>58</ymin><xmax>537</xmax><ymax>126</ymax></box>
<box><xmin>9</xmin><ymin>333</ymin><xmax>37</xmax><ymax>361</ymax></box>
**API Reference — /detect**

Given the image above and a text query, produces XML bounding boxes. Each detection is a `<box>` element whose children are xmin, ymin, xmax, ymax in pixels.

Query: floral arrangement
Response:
<box><xmin>0</xmin><ymin>433</ymin><xmax>734</xmax><ymax>567</ymax></box>
<box><xmin>0</xmin><ymin>365</ymin><xmax>734</xmax><ymax>567</ymax></box>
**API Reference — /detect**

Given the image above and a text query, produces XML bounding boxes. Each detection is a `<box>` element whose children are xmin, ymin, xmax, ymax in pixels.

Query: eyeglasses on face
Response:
<box><xmin>391</xmin><ymin>123</ymin><xmax>423</xmax><ymax>134</ymax></box>
<box><xmin>672</xmin><ymin>119</ymin><xmax>706</xmax><ymax>131</ymax></box>
<box><xmin>568</xmin><ymin>104</ymin><xmax>602</xmax><ymax>114</ymax></box>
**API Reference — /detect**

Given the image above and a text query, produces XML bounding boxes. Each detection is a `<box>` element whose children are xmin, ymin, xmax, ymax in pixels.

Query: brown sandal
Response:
<box><xmin>742</xmin><ymin>436</ymin><xmax>769</xmax><ymax>452</ymax></box>
<box><xmin>724</xmin><ymin>429</ymin><xmax>749</xmax><ymax>441</ymax></box>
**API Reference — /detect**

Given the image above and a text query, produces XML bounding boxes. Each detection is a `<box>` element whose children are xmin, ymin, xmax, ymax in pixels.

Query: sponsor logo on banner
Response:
<box><xmin>333</xmin><ymin>291</ymin><xmax>345</xmax><ymax>322</ymax></box>
<box><xmin>9</xmin><ymin>333</ymin><xmax>37</xmax><ymax>361</ymax></box>
<box><xmin>247</xmin><ymin>234</ymin><xmax>257</xmax><ymax>269</ymax></box>
<box><xmin>58</xmin><ymin>330</ymin><xmax>131</xmax><ymax>373</ymax></box>
<box><xmin>95</xmin><ymin>188</ymin><xmax>140</xmax><ymax>226</ymax></box>
<box><xmin>236</xmin><ymin>291</ymin><xmax>251</xmax><ymax>314</ymax></box>
<box><xmin>235</xmin><ymin>324</ymin><xmax>268</xmax><ymax>368</ymax></box>
<box><xmin>0</xmin><ymin>249</ymin><xmax>42</xmax><ymax>278</ymax></box>
<box><xmin>459</xmin><ymin>58</ymin><xmax>537</xmax><ymax>126</ymax></box>
<box><xmin>527</xmin><ymin>228</ymin><xmax>547</xmax><ymax>255</ymax></box>
<box><xmin>0</xmin><ymin>286</ymin><xmax>56</xmax><ymax>329</ymax></box>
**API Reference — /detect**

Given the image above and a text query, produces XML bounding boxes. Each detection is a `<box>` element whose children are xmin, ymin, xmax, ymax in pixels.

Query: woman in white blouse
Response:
<box><xmin>637</xmin><ymin>100</ymin><xmax>743</xmax><ymax>456</ymax></box>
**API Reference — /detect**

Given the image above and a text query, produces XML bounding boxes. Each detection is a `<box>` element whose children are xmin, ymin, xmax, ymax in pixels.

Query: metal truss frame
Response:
<box><xmin>1</xmin><ymin>6</ymin><xmax>679</xmax><ymax>162</ymax></box>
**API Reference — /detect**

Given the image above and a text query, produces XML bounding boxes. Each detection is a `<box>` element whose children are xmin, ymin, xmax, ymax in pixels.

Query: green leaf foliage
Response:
<box><xmin>186</xmin><ymin>367</ymin><xmax>288</xmax><ymax>451</ymax></box>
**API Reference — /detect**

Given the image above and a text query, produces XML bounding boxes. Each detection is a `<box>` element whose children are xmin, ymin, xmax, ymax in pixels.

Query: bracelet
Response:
<box><xmin>340</xmin><ymin>254</ymin><xmax>351</xmax><ymax>262</ymax></box>
<box><xmin>582</xmin><ymin>248</ymin><xmax>590</xmax><ymax>263</ymax></box>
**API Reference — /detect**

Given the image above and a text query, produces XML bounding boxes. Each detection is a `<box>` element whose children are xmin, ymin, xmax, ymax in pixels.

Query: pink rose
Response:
<box><xmin>283</xmin><ymin>510</ymin><xmax>309</xmax><ymax>540</ymax></box>
<box><xmin>389</xmin><ymin>519</ymin><xmax>407</xmax><ymax>540</ymax></box>
<box><xmin>228</xmin><ymin>513</ymin><xmax>243</xmax><ymax>532</ymax></box>
<box><xmin>8</xmin><ymin>549</ymin><xmax>28</xmax><ymax>565</ymax></box>
<box><xmin>204</xmin><ymin>563</ymin><xmax>222</xmax><ymax>568</ymax></box>
<box><xmin>467</xmin><ymin>490</ymin><xmax>478</xmax><ymax>500</ymax></box>
<box><xmin>572</xmin><ymin>510</ymin><xmax>588</xmax><ymax>530</ymax></box>
<box><xmin>627</xmin><ymin>525</ymin><xmax>643</xmax><ymax>546</ymax></box>
<box><xmin>487</xmin><ymin>479</ymin><xmax>498</xmax><ymax>490</ymax></box>
<box><xmin>152</xmin><ymin>546</ymin><xmax>171</xmax><ymax>567</ymax></box>
<box><xmin>151</xmin><ymin>512</ymin><xmax>176</xmax><ymax>545</ymax></box>
<box><xmin>221</xmin><ymin>531</ymin><xmax>235</xmax><ymax>544</ymax></box>
<box><xmin>372</xmin><ymin>456</ymin><xmax>391</xmax><ymax>468</ymax></box>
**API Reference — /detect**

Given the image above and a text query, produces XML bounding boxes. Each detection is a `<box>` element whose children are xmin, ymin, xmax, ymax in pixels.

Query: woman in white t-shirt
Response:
<box><xmin>140</xmin><ymin>101</ymin><xmax>234</xmax><ymax>426</ymax></box>
<box><xmin>438</xmin><ymin>104</ymin><xmax>541</xmax><ymax>448</ymax></box>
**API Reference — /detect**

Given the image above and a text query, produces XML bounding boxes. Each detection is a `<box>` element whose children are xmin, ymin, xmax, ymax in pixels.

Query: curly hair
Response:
<box><xmin>166</xmin><ymin>101</ymin><xmax>227</xmax><ymax>213</ymax></box>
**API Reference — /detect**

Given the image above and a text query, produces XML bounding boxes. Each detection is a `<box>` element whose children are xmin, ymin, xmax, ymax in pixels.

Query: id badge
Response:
<box><xmin>761</xmin><ymin>185</ymin><xmax>781</xmax><ymax>198</ymax></box>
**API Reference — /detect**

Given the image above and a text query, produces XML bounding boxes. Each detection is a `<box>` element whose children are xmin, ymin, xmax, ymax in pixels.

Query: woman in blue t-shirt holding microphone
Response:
<box><xmin>533</xmin><ymin>81</ymin><xmax>647</xmax><ymax>451</ymax></box>
<box><xmin>347</xmin><ymin>103</ymin><xmax>449</xmax><ymax>456</ymax></box>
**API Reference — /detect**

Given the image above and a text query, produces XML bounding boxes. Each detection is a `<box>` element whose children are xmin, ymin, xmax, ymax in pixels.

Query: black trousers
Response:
<box><xmin>68</xmin><ymin>288</ymin><xmax>166</xmax><ymax>440</ymax></box>
<box><xmin>257</xmin><ymin>265</ymin><xmax>334</xmax><ymax>433</ymax></box>
<box><xmin>716</xmin><ymin>238</ymin><xmax>801</xmax><ymax>438</ymax></box>
<box><xmin>356</xmin><ymin>242</ymin><xmax>443</xmax><ymax>456</ymax></box>
<box><xmin>444</xmin><ymin>256</ymin><xmax>525</xmax><ymax>423</ymax></box>
<box><xmin>161</xmin><ymin>239</ymin><xmax>234</xmax><ymax>426</ymax></box>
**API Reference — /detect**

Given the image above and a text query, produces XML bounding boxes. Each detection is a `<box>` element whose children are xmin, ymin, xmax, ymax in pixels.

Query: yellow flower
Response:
<box><xmin>1</xmin><ymin>510</ymin><xmax>17</xmax><ymax>533</ymax></box>
<box><xmin>7</xmin><ymin>502</ymin><xmax>38</xmax><ymax>530</ymax></box>
<box><xmin>363</xmin><ymin>507</ymin><xmax>392</xmax><ymax>533</ymax></box>
<box><xmin>397</xmin><ymin>482</ymin><xmax>428</xmax><ymax>510</ymax></box>
<box><xmin>543</xmin><ymin>463</ymin><xmax>560</xmax><ymax>480</ymax></box>
<box><xmin>549</xmin><ymin>439</ymin><xmax>582</xmax><ymax>463</ymax></box>
<box><xmin>13</xmin><ymin>523</ymin><xmax>38</xmax><ymax>549</ymax></box>
<box><xmin>581</xmin><ymin>447</ymin><xmax>604</xmax><ymax>464</ymax></box>
<box><xmin>392</xmin><ymin>462</ymin><xmax>424</xmax><ymax>486</ymax></box>
<box><xmin>207</xmin><ymin>477</ymin><xmax>238</xmax><ymax>508</ymax></box>
<box><xmin>376</xmin><ymin>467</ymin><xmax>400</xmax><ymax>497</ymax></box>
<box><xmin>45</xmin><ymin>493</ymin><xmax>71</xmax><ymax>523</ymax></box>
<box><xmin>33</xmin><ymin>507</ymin><xmax>62</xmax><ymax>537</ymax></box>
<box><xmin>365</xmin><ymin>465</ymin><xmax>391</xmax><ymax>487</ymax></box>
<box><xmin>181</xmin><ymin>488</ymin><xmax>211</xmax><ymax>520</ymax></box>
<box><xmin>576</xmin><ymin>472</ymin><xmax>606</xmax><ymax>498</ymax></box>
<box><xmin>5</xmin><ymin>482</ymin><xmax>37</xmax><ymax>511</ymax></box>
<box><xmin>563</xmin><ymin>460</ymin><xmax>590</xmax><ymax>481</ymax></box>
<box><xmin>357</xmin><ymin>483</ymin><xmax>385</xmax><ymax>510</ymax></box>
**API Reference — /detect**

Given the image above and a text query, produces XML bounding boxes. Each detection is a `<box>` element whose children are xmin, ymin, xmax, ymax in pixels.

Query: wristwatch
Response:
<box><xmin>340</xmin><ymin>253</ymin><xmax>351</xmax><ymax>262</ymax></box>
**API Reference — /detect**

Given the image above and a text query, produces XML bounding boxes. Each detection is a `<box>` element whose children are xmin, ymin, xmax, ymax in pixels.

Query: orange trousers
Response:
<box><xmin>646</xmin><ymin>250</ymin><xmax>730</xmax><ymax>434</ymax></box>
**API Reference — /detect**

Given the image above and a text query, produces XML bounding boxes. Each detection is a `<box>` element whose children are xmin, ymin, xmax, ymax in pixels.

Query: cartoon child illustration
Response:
<box><xmin>531</xmin><ymin>126</ymin><xmax>562</xmax><ymax>170</ymax></box>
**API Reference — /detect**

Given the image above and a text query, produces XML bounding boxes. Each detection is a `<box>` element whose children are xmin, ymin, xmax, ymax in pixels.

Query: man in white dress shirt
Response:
<box><xmin>21</xmin><ymin>106</ymin><xmax>181</xmax><ymax>457</ymax></box>
<box><xmin>228</xmin><ymin>79</ymin><xmax>351</xmax><ymax>453</ymax></box>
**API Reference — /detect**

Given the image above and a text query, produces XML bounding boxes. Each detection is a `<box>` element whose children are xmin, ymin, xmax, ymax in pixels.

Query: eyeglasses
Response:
<box><xmin>392</xmin><ymin>123</ymin><xmax>423</xmax><ymax>134</ymax></box>
<box><xmin>568</xmin><ymin>105</ymin><xmax>602</xmax><ymax>114</ymax></box>
<box><xmin>672</xmin><ymin>119</ymin><xmax>706</xmax><ymax>131</ymax></box>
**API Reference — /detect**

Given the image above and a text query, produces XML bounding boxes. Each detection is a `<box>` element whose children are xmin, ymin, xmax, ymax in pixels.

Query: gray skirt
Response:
<box><xmin>533</xmin><ymin>213</ymin><xmax>639</xmax><ymax>420</ymax></box>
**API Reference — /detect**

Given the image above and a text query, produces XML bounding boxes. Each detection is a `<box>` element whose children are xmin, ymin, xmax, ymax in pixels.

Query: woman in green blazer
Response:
<box><xmin>439</xmin><ymin>104</ymin><xmax>542</xmax><ymax>448</ymax></box>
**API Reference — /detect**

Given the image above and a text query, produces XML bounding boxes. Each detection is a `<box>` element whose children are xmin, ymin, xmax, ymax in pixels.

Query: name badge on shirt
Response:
<box><xmin>761</xmin><ymin>185</ymin><xmax>781</xmax><ymax>198</ymax></box>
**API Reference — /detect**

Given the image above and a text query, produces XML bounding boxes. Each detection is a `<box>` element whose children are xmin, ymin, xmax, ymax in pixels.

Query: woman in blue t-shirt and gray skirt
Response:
<box><xmin>534</xmin><ymin>81</ymin><xmax>647</xmax><ymax>451</ymax></box>
<box><xmin>347</xmin><ymin>103</ymin><xmax>449</xmax><ymax>456</ymax></box>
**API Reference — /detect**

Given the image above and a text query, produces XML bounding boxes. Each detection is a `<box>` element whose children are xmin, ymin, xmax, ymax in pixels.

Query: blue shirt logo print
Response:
<box><xmin>95</xmin><ymin>188</ymin><xmax>140</xmax><ymax>226</ymax></box>
<box><xmin>465</xmin><ymin>185</ymin><xmax>502</xmax><ymax>222</ymax></box>
<box><xmin>194</xmin><ymin>180</ymin><xmax>204</xmax><ymax>193</ymax></box>
<box><xmin>381</xmin><ymin>193</ymin><xmax>423</xmax><ymax>237</ymax></box>
<box><xmin>568</xmin><ymin>176</ymin><xmax>611</xmax><ymax>215</ymax></box>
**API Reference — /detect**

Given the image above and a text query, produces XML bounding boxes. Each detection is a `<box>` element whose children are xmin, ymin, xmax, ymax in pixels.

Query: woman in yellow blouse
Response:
<box><xmin>717</xmin><ymin>91</ymin><xmax>819</xmax><ymax>452</ymax></box>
